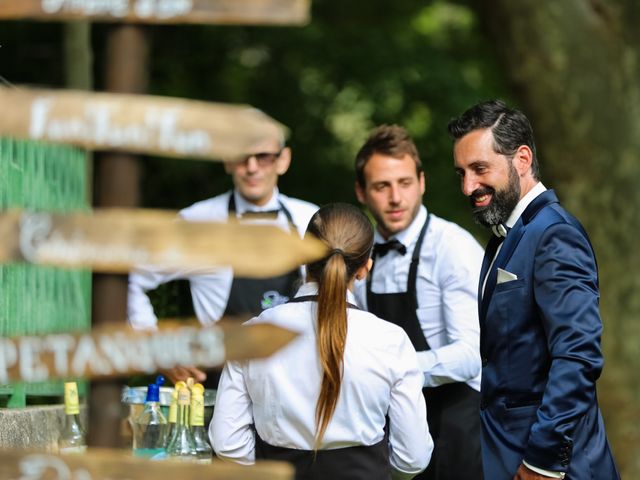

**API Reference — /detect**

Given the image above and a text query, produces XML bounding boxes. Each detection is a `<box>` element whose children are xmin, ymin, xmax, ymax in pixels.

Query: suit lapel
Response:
<box><xmin>479</xmin><ymin>189</ymin><xmax>560</xmax><ymax>322</ymax></box>
<box><xmin>478</xmin><ymin>235</ymin><xmax>502</xmax><ymax>315</ymax></box>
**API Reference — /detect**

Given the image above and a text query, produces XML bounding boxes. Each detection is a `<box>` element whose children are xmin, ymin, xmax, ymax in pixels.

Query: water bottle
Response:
<box><xmin>131</xmin><ymin>376</ymin><xmax>168</xmax><ymax>459</ymax></box>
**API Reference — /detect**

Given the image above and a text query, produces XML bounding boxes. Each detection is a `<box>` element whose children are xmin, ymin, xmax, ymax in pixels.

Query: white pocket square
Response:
<box><xmin>497</xmin><ymin>268</ymin><xmax>518</xmax><ymax>284</ymax></box>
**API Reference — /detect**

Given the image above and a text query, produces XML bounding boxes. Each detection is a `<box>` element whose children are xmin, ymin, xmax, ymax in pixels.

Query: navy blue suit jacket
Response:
<box><xmin>478</xmin><ymin>189</ymin><xmax>619</xmax><ymax>479</ymax></box>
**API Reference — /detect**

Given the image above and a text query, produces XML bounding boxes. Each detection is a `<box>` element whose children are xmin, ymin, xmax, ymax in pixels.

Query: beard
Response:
<box><xmin>470</xmin><ymin>162</ymin><xmax>520</xmax><ymax>228</ymax></box>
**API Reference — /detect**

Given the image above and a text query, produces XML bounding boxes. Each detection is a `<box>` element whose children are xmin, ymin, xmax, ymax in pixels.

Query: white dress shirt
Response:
<box><xmin>482</xmin><ymin>182</ymin><xmax>548</xmax><ymax>296</ymax></box>
<box><xmin>127</xmin><ymin>189</ymin><xmax>318</xmax><ymax>330</ymax></box>
<box><xmin>354</xmin><ymin>206</ymin><xmax>483</xmax><ymax>391</ymax></box>
<box><xmin>210</xmin><ymin>282</ymin><xmax>433</xmax><ymax>478</ymax></box>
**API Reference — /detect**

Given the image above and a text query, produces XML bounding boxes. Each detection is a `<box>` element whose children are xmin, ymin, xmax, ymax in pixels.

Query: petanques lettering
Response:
<box><xmin>45</xmin><ymin>334</ymin><xmax>75</xmax><ymax>377</ymax></box>
<box><xmin>0</xmin><ymin>326</ymin><xmax>226</xmax><ymax>383</ymax></box>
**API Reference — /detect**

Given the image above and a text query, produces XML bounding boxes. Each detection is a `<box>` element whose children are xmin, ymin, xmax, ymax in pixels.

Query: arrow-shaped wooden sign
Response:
<box><xmin>0</xmin><ymin>86</ymin><xmax>286</xmax><ymax>161</ymax></box>
<box><xmin>0</xmin><ymin>320</ymin><xmax>298</xmax><ymax>384</ymax></box>
<box><xmin>0</xmin><ymin>208</ymin><xmax>326</xmax><ymax>275</ymax></box>
<box><xmin>0</xmin><ymin>0</ymin><xmax>310</xmax><ymax>25</ymax></box>
<box><xmin>0</xmin><ymin>449</ymin><xmax>294</xmax><ymax>479</ymax></box>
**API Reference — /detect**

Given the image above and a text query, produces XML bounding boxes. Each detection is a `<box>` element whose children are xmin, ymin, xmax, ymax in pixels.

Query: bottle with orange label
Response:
<box><xmin>58</xmin><ymin>381</ymin><xmax>87</xmax><ymax>454</ymax></box>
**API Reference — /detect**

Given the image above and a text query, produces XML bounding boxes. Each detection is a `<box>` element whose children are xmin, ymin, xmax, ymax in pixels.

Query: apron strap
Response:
<box><xmin>367</xmin><ymin>213</ymin><xmax>431</xmax><ymax>307</ymax></box>
<box><xmin>289</xmin><ymin>294</ymin><xmax>361</xmax><ymax>311</ymax></box>
<box><xmin>228</xmin><ymin>191</ymin><xmax>300</xmax><ymax>237</ymax></box>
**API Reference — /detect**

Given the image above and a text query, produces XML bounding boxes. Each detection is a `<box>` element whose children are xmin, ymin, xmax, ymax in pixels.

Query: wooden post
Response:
<box><xmin>90</xmin><ymin>25</ymin><xmax>149</xmax><ymax>449</ymax></box>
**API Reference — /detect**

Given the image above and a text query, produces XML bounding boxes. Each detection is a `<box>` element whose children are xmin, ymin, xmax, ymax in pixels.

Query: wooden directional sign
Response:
<box><xmin>0</xmin><ymin>449</ymin><xmax>294</xmax><ymax>480</ymax></box>
<box><xmin>0</xmin><ymin>321</ymin><xmax>298</xmax><ymax>383</ymax></box>
<box><xmin>0</xmin><ymin>208</ymin><xmax>326</xmax><ymax>275</ymax></box>
<box><xmin>0</xmin><ymin>86</ymin><xmax>286</xmax><ymax>161</ymax></box>
<box><xmin>0</xmin><ymin>0</ymin><xmax>310</xmax><ymax>25</ymax></box>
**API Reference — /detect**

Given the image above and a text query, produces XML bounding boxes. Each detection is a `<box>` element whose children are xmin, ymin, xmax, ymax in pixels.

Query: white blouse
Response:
<box><xmin>210</xmin><ymin>282</ymin><xmax>433</xmax><ymax>478</ymax></box>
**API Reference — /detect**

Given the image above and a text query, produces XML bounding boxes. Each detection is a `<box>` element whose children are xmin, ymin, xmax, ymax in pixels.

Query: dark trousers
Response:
<box><xmin>416</xmin><ymin>383</ymin><xmax>483</xmax><ymax>480</ymax></box>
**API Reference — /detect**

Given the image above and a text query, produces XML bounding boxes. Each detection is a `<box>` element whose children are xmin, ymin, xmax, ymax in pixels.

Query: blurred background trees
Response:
<box><xmin>2</xmin><ymin>0</ymin><xmax>638</xmax><ymax>475</ymax></box>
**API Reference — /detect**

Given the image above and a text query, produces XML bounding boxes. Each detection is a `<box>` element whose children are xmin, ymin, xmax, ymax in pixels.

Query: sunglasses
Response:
<box><xmin>233</xmin><ymin>149</ymin><xmax>284</xmax><ymax>167</ymax></box>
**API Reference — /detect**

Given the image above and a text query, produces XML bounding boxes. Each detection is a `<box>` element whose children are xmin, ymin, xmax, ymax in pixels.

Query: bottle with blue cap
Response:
<box><xmin>131</xmin><ymin>375</ymin><xmax>168</xmax><ymax>459</ymax></box>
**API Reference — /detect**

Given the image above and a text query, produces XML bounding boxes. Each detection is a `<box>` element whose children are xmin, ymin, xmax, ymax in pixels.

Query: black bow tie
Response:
<box><xmin>373</xmin><ymin>239</ymin><xmax>407</xmax><ymax>257</ymax></box>
<box><xmin>491</xmin><ymin>223</ymin><xmax>510</xmax><ymax>238</ymax></box>
<box><xmin>240</xmin><ymin>209</ymin><xmax>280</xmax><ymax>220</ymax></box>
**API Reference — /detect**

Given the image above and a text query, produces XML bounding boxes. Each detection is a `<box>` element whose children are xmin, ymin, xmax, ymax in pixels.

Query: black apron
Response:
<box><xmin>204</xmin><ymin>194</ymin><xmax>302</xmax><ymax>392</ymax></box>
<box><xmin>256</xmin><ymin>436</ymin><xmax>390</xmax><ymax>480</ymax></box>
<box><xmin>366</xmin><ymin>214</ymin><xmax>482</xmax><ymax>480</ymax></box>
<box><xmin>255</xmin><ymin>295</ymin><xmax>390</xmax><ymax>480</ymax></box>
<box><xmin>224</xmin><ymin>193</ymin><xmax>302</xmax><ymax>317</ymax></box>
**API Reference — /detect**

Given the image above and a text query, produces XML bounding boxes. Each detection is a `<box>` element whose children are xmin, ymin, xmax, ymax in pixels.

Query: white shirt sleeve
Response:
<box><xmin>418</xmin><ymin>230</ymin><xmax>482</xmax><ymax>388</ymax></box>
<box><xmin>127</xmin><ymin>268</ymin><xmax>178</xmax><ymax>330</ymax></box>
<box><xmin>127</xmin><ymin>266</ymin><xmax>233</xmax><ymax>329</ymax></box>
<box><xmin>522</xmin><ymin>461</ymin><xmax>565</xmax><ymax>478</ymax></box>
<box><xmin>209</xmin><ymin>360</ymin><xmax>256</xmax><ymax>465</ymax></box>
<box><xmin>188</xmin><ymin>267</ymin><xmax>233</xmax><ymax>325</ymax></box>
<box><xmin>388</xmin><ymin>334</ymin><xmax>433</xmax><ymax>477</ymax></box>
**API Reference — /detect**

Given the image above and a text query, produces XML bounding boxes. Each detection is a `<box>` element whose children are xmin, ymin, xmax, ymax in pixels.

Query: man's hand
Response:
<box><xmin>161</xmin><ymin>366</ymin><xmax>207</xmax><ymax>385</ymax></box>
<box><xmin>513</xmin><ymin>464</ymin><xmax>557</xmax><ymax>479</ymax></box>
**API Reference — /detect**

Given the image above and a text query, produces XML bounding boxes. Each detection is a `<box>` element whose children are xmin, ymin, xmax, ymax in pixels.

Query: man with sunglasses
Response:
<box><xmin>127</xmin><ymin>134</ymin><xmax>318</xmax><ymax>383</ymax></box>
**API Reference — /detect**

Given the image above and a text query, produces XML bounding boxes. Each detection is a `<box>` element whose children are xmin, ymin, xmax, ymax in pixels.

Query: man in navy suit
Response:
<box><xmin>448</xmin><ymin>100</ymin><xmax>619</xmax><ymax>480</ymax></box>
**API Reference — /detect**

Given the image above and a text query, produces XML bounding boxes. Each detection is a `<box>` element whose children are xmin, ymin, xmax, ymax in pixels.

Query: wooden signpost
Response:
<box><xmin>0</xmin><ymin>449</ymin><xmax>295</xmax><ymax>479</ymax></box>
<box><xmin>0</xmin><ymin>0</ymin><xmax>310</xmax><ymax>25</ymax></box>
<box><xmin>0</xmin><ymin>86</ymin><xmax>286</xmax><ymax>161</ymax></box>
<box><xmin>0</xmin><ymin>321</ymin><xmax>298</xmax><ymax>384</ymax></box>
<box><xmin>0</xmin><ymin>208</ymin><xmax>326</xmax><ymax>275</ymax></box>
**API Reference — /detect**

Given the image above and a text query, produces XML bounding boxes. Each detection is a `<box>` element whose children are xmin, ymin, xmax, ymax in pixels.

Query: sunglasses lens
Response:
<box><xmin>254</xmin><ymin>153</ymin><xmax>276</xmax><ymax>164</ymax></box>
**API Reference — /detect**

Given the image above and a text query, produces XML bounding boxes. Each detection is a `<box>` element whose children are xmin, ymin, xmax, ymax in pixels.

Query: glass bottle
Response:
<box><xmin>58</xmin><ymin>382</ymin><xmax>87</xmax><ymax>454</ymax></box>
<box><xmin>166</xmin><ymin>387</ymin><xmax>197</xmax><ymax>462</ymax></box>
<box><xmin>165</xmin><ymin>387</ymin><xmax>178</xmax><ymax>446</ymax></box>
<box><xmin>131</xmin><ymin>379</ymin><xmax>168</xmax><ymax>459</ymax></box>
<box><xmin>164</xmin><ymin>380</ymin><xmax>186</xmax><ymax>449</ymax></box>
<box><xmin>190</xmin><ymin>383</ymin><xmax>213</xmax><ymax>464</ymax></box>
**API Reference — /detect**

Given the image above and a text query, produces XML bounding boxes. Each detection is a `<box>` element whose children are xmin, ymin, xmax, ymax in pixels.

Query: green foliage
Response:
<box><xmin>129</xmin><ymin>0</ymin><xmax>511</xmax><ymax>236</ymax></box>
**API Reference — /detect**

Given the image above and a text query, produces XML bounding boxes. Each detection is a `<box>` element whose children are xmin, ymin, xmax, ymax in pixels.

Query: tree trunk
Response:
<box><xmin>476</xmin><ymin>0</ymin><xmax>640</xmax><ymax>476</ymax></box>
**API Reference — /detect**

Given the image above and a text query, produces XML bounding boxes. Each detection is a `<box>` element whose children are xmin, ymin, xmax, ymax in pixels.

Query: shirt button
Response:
<box><xmin>482</xmin><ymin>357</ymin><xmax>488</xmax><ymax>367</ymax></box>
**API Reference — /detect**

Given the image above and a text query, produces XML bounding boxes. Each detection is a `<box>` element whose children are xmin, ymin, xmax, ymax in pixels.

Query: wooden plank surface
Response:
<box><xmin>0</xmin><ymin>448</ymin><xmax>295</xmax><ymax>479</ymax></box>
<box><xmin>0</xmin><ymin>208</ymin><xmax>326</xmax><ymax>275</ymax></box>
<box><xmin>0</xmin><ymin>321</ymin><xmax>298</xmax><ymax>383</ymax></box>
<box><xmin>0</xmin><ymin>0</ymin><xmax>310</xmax><ymax>25</ymax></box>
<box><xmin>0</xmin><ymin>86</ymin><xmax>286</xmax><ymax>160</ymax></box>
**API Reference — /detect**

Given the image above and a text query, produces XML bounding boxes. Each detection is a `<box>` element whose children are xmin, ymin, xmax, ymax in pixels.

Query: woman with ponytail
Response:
<box><xmin>211</xmin><ymin>203</ymin><xmax>432</xmax><ymax>479</ymax></box>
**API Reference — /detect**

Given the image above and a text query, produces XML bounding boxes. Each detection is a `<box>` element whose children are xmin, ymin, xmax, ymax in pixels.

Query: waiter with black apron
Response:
<box><xmin>353</xmin><ymin>125</ymin><xmax>484</xmax><ymax>479</ymax></box>
<box><xmin>127</xmin><ymin>135</ymin><xmax>318</xmax><ymax>387</ymax></box>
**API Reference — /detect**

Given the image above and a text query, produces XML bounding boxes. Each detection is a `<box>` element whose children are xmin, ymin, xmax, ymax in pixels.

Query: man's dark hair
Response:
<box><xmin>355</xmin><ymin>124</ymin><xmax>422</xmax><ymax>187</ymax></box>
<box><xmin>447</xmin><ymin>100</ymin><xmax>540</xmax><ymax>180</ymax></box>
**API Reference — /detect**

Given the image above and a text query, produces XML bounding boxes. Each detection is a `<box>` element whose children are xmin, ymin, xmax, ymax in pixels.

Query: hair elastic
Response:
<box><xmin>330</xmin><ymin>248</ymin><xmax>344</xmax><ymax>257</ymax></box>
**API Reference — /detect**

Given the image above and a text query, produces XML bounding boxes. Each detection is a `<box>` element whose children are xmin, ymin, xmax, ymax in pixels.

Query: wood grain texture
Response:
<box><xmin>0</xmin><ymin>321</ymin><xmax>298</xmax><ymax>383</ymax></box>
<box><xmin>0</xmin><ymin>86</ymin><xmax>287</xmax><ymax>160</ymax></box>
<box><xmin>0</xmin><ymin>208</ymin><xmax>327</xmax><ymax>275</ymax></box>
<box><xmin>0</xmin><ymin>448</ymin><xmax>295</xmax><ymax>479</ymax></box>
<box><xmin>0</xmin><ymin>0</ymin><xmax>310</xmax><ymax>25</ymax></box>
